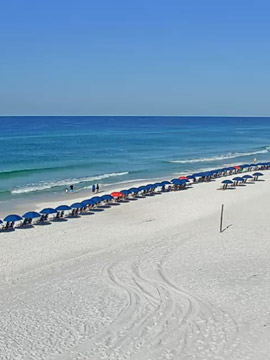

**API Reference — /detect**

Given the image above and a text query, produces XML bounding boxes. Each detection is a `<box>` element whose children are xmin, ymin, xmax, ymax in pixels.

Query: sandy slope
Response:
<box><xmin>0</xmin><ymin>173</ymin><xmax>269</xmax><ymax>360</ymax></box>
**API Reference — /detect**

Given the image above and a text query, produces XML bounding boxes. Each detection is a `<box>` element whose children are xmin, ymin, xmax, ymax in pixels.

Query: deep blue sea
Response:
<box><xmin>0</xmin><ymin>116</ymin><xmax>270</xmax><ymax>203</ymax></box>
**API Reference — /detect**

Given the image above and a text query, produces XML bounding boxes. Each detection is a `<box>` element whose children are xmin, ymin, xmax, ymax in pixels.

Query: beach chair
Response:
<box><xmin>38</xmin><ymin>214</ymin><xmax>49</xmax><ymax>223</ymax></box>
<box><xmin>4</xmin><ymin>221</ymin><xmax>15</xmax><ymax>231</ymax></box>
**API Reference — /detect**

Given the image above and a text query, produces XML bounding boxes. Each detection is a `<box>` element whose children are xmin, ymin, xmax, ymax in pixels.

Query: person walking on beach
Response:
<box><xmin>96</xmin><ymin>183</ymin><xmax>99</xmax><ymax>193</ymax></box>
<box><xmin>70</xmin><ymin>184</ymin><xmax>74</xmax><ymax>192</ymax></box>
<box><xmin>92</xmin><ymin>184</ymin><xmax>96</xmax><ymax>193</ymax></box>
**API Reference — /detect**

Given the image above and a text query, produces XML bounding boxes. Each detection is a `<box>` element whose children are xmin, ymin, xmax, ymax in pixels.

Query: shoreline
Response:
<box><xmin>0</xmin><ymin>160</ymin><xmax>267</xmax><ymax>218</ymax></box>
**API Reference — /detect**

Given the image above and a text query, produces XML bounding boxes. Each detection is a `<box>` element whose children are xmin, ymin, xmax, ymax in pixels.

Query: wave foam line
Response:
<box><xmin>11</xmin><ymin>172</ymin><xmax>129</xmax><ymax>194</ymax></box>
<box><xmin>170</xmin><ymin>149</ymin><xmax>268</xmax><ymax>164</ymax></box>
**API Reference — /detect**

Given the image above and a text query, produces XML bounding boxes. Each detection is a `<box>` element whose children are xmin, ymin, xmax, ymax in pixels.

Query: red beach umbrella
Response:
<box><xmin>111</xmin><ymin>192</ymin><xmax>124</xmax><ymax>198</ymax></box>
<box><xmin>233</xmin><ymin>165</ymin><xmax>240</xmax><ymax>170</ymax></box>
<box><xmin>178</xmin><ymin>176</ymin><xmax>189</xmax><ymax>180</ymax></box>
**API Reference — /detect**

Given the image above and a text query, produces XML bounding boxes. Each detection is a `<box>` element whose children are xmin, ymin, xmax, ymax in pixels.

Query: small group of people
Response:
<box><xmin>92</xmin><ymin>183</ymin><xmax>99</xmax><ymax>193</ymax></box>
<box><xmin>65</xmin><ymin>183</ymin><xmax>100</xmax><ymax>194</ymax></box>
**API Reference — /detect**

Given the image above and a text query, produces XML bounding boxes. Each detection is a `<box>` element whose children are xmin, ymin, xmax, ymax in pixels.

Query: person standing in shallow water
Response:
<box><xmin>92</xmin><ymin>184</ymin><xmax>96</xmax><ymax>193</ymax></box>
<box><xmin>96</xmin><ymin>184</ymin><xmax>99</xmax><ymax>193</ymax></box>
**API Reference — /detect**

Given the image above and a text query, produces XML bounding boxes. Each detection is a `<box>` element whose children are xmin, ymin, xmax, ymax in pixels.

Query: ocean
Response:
<box><xmin>0</xmin><ymin>116</ymin><xmax>269</xmax><ymax>206</ymax></box>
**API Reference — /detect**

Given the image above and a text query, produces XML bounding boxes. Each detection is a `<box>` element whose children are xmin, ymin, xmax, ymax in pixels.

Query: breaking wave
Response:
<box><xmin>11</xmin><ymin>172</ymin><xmax>129</xmax><ymax>194</ymax></box>
<box><xmin>170</xmin><ymin>148</ymin><xmax>269</xmax><ymax>164</ymax></box>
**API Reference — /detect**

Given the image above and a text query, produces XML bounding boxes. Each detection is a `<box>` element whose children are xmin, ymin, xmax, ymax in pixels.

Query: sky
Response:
<box><xmin>0</xmin><ymin>0</ymin><xmax>270</xmax><ymax>116</ymax></box>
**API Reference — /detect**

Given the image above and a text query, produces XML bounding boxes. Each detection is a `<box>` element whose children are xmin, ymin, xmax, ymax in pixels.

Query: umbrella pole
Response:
<box><xmin>220</xmin><ymin>204</ymin><xmax>224</xmax><ymax>233</ymax></box>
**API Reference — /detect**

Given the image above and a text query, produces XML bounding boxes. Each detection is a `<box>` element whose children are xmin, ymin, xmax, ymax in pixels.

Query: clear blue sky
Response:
<box><xmin>1</xmin><ymin>0</ymin><xmax>270</xmax><ymax>116</ymax></box>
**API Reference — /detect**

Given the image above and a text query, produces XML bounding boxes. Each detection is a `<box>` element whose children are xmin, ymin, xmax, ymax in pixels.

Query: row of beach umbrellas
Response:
<box><xmin>0</xmin><ymin>162</ymin><xmax>269</xmax><ymax>231</ymax></box>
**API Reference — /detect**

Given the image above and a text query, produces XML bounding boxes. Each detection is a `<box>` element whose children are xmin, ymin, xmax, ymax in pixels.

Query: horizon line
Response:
<box><xmin>1</xmin><ymin>114</ymin><xmax>270</xmax><ymax>118</ymax></box>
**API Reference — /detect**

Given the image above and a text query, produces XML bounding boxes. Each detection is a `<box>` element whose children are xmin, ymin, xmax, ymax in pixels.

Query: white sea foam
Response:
<box><xmin>11</xmin><ymin>172</ymin><xmax>129</xmax><ymax>194</ymax></box>
<box><xmin>170</xmin><ymin>149</ymin><xmax>268</xmax><ymax>164</ymax></box>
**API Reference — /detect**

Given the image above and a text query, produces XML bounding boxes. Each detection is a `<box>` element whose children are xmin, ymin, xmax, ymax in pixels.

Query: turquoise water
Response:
<box><xmin>0</xmin><ymin>116</ymin><xmax>269</xmax><ymax>202</ymax></box>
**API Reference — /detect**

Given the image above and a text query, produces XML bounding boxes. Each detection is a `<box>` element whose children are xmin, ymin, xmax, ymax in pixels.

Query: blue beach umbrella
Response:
<box><xmin>232</xmin><ymin>177</ymin><xmax>244</xmax><ymax>182</ymax></box>
<box><xmin>81</xmin><ymin>199</ymin><xmax>95</xmax><ymax>206</ymax></box>
<box><xmin>91</xmin><ymin>196</ymin><xmax>103</xmax><ymax>203</ymax></box>
<box><xmin>4</xmin><ymin>214</ymin><xmax>23</xmax><ymax>222</ymax></box>
<box><xmin>55</xmin><ymin>205</ymin><xmax>71</xmax><ymax>211</ymax></box>
<box><xmin>120</xmin><ymin>189</ymin><xmax>130</xmax><ymax>195</ymax></box>
<box><xmin>0</xmin><ymin>219</ymin><xmax>2</xmax><ymax>224</ymax></box>
<box><xmin>222</xmin><ymin>180</ymin><xmax>233</xmax><ymax>184</ymax></box>
<box><xmin>242</xmin><ymin>175</ymin><xmax>253</xmax><ymax>179</ymax></box>
<box><xmin>153</xmin><ymin>182</ymin><xmax>163</xmax><ymax>187</ymax></box>
<box><xmin>40</xmin><ymin>208</ymin><xmax>57</xmax><ymax>215</ymax></box>
<box><xmin>160</xmin><ymin>180</ymin><xmax>171</xmax><ymax>185</ymax></box>
<box><xmin>128</xmin><ymin>187</ymin><xmax>139</xmax><ymax>193</ymax></box>
<box><xmin>171</xmin><ymin>179</ymin><xmax>181</xmax><ymax>184</ymax></box>
<box><xmin>22</xmin><ymin>211</ymin><xmax>41</xmax><ymax>219</ymax></box>
<box><xmin>180</xmin><ymin>179</ymin><xmax>190</xmax><ymax>183</ymax></box>
<box><xmin>70</xmin><ymin>202</ymin><xmax>84</xmax><ymax>209</ymax></box>
<box><xmin>253</xmin><ymin>172</ymin><xmax>263</xmax><ymax>177</ymax></box>
<box><xmin>187</xmin><ymin>175</ymin><xmax>195</xmax><ymax>179</ymax></box>
<box><xmin>193</xmin><ymin>172</ymin><xmax>205</xmax><ymax>177</ymax></box>
<box><xmin>137</xmin><ymin>185</ymin><xmax>148</xmax><ymax>191</ymax></box>
<box><xmin>101</xmin><ymin>194</ymin><xmax>113</xmax><ymax>201</ymax></box>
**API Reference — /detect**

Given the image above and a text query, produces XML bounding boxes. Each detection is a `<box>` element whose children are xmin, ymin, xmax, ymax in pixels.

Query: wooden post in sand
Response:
<box><xmin>220</xmin><ymin>204</ymin><xmax>224</xmax><ymax>233</ymax></box>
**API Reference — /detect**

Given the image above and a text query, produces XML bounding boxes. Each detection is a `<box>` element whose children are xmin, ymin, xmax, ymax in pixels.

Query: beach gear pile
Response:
<box><xmin>1</xmin><ymin>162</ymin><xmax>269</xmax><ymax>232</ymax></box>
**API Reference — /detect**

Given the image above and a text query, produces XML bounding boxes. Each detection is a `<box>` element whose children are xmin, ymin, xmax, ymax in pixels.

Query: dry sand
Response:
<box><xmin>0</xmin><ymin>172</ymin><xmax>269</xmax><ymax>360</ymax></box>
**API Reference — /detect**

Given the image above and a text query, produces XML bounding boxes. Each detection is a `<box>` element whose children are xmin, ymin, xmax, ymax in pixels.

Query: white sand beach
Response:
<box><xmin>0</xmin><ymin>173</ymin><xmax>270</xmax><ymax>360</ymax></box>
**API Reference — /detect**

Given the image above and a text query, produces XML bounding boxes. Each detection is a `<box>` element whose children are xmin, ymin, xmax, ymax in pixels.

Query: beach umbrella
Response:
<box><xmin>120</xmin><ymin>189</ymin><xmax>130</xmax><ymax>195</ymax></box>
<box><xmin>232</xmin><ymin>177</ymin><xmax>244</xmax><ymax>182</ymax></box>
<box><xmin>193</xmin><ymin>172</ymin><xmax>205</xmax><ymax>177</ymax></box>
<box><xmin>55</xmin><ymin>205</ymin><xmax>71</xmax><ymax>211</ymax></box>
<box><xmin>160</xmin><ymin>180</ymin><xmax>171</xmax><ymax>185</ymax></box>
<box><xmin>171</xmin><ymin>179</ymin><xmax>181</xmax><ymax>184</ymax></box>
<box><xmin>0</xmin><ymin>219</ymin><xmax>2</xmax><ymax>224</ymax></box>
<box><xmin>128</xmin><ymin>187</ymin><xmax>139</xmax><ymax>193</ymax></box>
<box><xmin>40</xmin><ymin>208</ymin><xmax>57</xmax><ymax>215</ymax></box>
<box><xmin>179</xmin><ymin>179</ymin><xmax>190</xmax><ymax>183</ymax></box>
<box><xmin>153</xmin><ymin>182</ymin><xmax>163</xmax><ymax>187</ymax></box>
<box><xmin>242</xmin><ymin>175</ymin><xmax>253</xmax><ymax>179</ymax></box>
<box><xmin>222</xmin><ymin>180</ymin><xmax>233</xmax><ymax>184</ymax></box>
<box><xmin>22</xmin><ymin>211</ymin><xmax>41</xmax><ymax>219</ymax></box>
<box><xmin>91</xmin><ymin>196</ymin><xmax>102</xmax><ymax>203</ymax></box>
<box><xmin>4</xmin><ymin>214</ymin><xmax>23</xmax><ymax>222</ymax></box>
<box><xmin>81</xmin><ymin>199</ymin><xmax>94</xmax><ymax>206</ymax></box>
<box><xmin>233</xmin><ymin>165</ymin><xmax>240</xmax><ymax>170</ymax></box>
<box><xmin>178</xmin><ymin>176</ymin><xmax>188</xmax><ymax>180</ymax></box>
<box><xmin>70</xmin><ymin>202</ymin><xmax>84</xmax><ymax>209</ymax></box>
<box><xmin>111</xmin><ymin>191</ymin><xmax>124</xmax><ymax>198</ymax></box>
<box><xmin>100</xmin><ymin>194</ymin><xmax>113</xmax><ymax>201</ymax></box>
<box><xmin>187</xmin><ymin>175</ymin><xmax>195</xmax><ymax>179</ymax></box>
<box><xmin>253</xmin><ymin>172</ymin><xmax>263</xmax><ymax>177</ymax></box>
